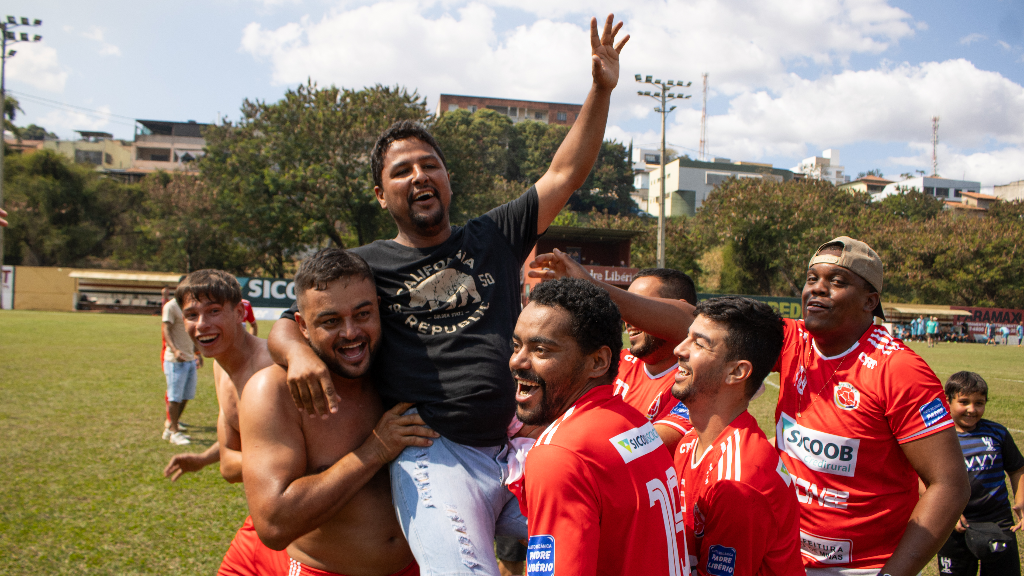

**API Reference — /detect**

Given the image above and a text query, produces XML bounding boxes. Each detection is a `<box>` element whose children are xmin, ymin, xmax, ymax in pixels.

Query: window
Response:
<box><xmin>706</xmin><ymin>172</ymin><xmax>733</xmax><ymax>187</ymax></box>
<box><xmin>448</xmin><ymin>104</ymin><xmax>459</xmax><ymax>112</ymax></box>
<box><xmin>534</xmin><ymin>111</ymin><xmax>543</xmax><ymax>120</ymax></box>
<box><xmin>104</xmin><ymin>153</ymin><xmax>113</xmax><ymax>165</ymax></box>
<box><xmin>935</xmin><ymin>188</ymin><xmax>949</xmax><ymax>197</ymax></box>
<box><xmin>924</xmin><ymin>187</ymin><xmax>934</xmax><ymax>195</ymax></box>
<box><xmin>469</xmin><ymin>105</ymin><xmax>477</xmax><ymax>113</ymax></box>
<box><xmin>557</xmin><ymin>111</ymin><xmax>567</xmax><ymax>121</ymax></box>
<box><xmin>644</xmin><ymin>153</ymin><xmax>660</xmax><ymax>163</ymax></box>
<box><xmin>953</xmin><ymin>189</ymin><xmax>962</xmax><ymax>198</ymax></box>
<box><xmin>74</xmin><ymin>150</ymin><xmax>103</xmax><ymax>165</ymax></box>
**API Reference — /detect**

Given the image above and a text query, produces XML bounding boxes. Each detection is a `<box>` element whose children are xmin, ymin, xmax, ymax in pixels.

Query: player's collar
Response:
<box><xmin>810</xmin><ymin>335</ymin><xmax>862</xmax><ymax>362</ymax></box>
<box><xmin>644</xmin><ymin>362</ymin><xmax>677</xmax><ymax>380</ymax></box>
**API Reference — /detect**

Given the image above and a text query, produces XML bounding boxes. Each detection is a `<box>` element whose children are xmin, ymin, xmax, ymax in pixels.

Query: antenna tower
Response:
<box><xmin>698</xmin><ymin>73</ymin><xmax>708</xmax><ymax>161</ymax></box>
<box><xmin>931</xmin><ymin>115</ymin><xmax>939</xmax><ymax>176</ymax></box>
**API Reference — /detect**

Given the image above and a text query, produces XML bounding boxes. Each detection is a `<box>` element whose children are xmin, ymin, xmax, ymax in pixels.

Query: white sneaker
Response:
<box><xmin>162</xmin><ymin>427</ymin><xmax>172</xmax><ymax>440</ymax></box>
<box><xmin>169</xmin><ymin>431</ymin><xmax>191</xmax><ymax>445</ymax></box>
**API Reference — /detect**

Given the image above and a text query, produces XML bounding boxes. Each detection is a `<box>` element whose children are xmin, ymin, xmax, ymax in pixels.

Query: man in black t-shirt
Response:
<box><xmin>268</xmin><ymin>15</ymin><xmax>629</xmax><ymax>576</ymax></box>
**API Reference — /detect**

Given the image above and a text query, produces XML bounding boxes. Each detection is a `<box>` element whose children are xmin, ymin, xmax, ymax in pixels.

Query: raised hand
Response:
<box><xmin>590</xmin><ymin>14</ymin><xmax>629</xmax><ymax>91</ymax></box>
<box><xmin>527</xmin><ymin>248</ymin><xmax>594</xmax><ymax>283</ymax></box>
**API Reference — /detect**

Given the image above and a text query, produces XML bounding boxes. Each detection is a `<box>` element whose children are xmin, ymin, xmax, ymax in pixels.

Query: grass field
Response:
<box><xmin>1</xmin><ymin>310</ymin><xmax>1022</xmax><ymax>575</ymax></box>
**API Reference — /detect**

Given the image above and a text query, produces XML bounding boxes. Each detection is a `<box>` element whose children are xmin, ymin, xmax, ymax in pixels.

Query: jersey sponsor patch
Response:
<box><xmin>706</xmin><ymin>544</ymin><xmax>736</xmax><ymax>576</ymax></box>
<box><xmin>670</xmin><ymin>402</ymin><xmax>690</xmax><ymax>419</ymax></box>
<box><xmin>609</xmin><ymin>422</ymin><xmax>664</xmax><ymax>464</ymax></box>
<box><xmin>799</xmin><ymin>530</ymin><xmax>851</xmax><ymax>565</ymax></box>
<box><xmin>833</xmin><ymin>382</ymin><xmax>860</xmax><ymax>410</ymax></box>
<box><xmin>526</xmin><ymin>535</ymin><xmax>555</xmax><ymax>576</ymax></box>
<box><xmin>778</xmin><ymin>412</ymin><xmax>860</xmax><ymax>477</ymax></box>
<box><xmin>919</xmin><ymin>398</ymin><xmax>948</xmax><ymax>427</ymax></box>
<box><xmin>776</xmin><ymin>458</ymin><xmax>793</xmax><ymax>487</ymax></box>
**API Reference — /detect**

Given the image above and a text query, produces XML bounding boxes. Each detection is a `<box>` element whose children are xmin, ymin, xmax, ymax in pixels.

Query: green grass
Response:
<box><xmin>1</xmin><ymin>313</ymin><xmax>1020</xmax><ymax>574</ymax></box>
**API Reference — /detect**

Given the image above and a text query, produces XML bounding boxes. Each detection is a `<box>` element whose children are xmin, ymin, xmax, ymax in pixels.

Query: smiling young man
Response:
<box><xmin>671</xmin><ymin>297</ymin><xmax>803</xmax><ymax>576</ymax></box>
<box><xmin>160</xmin><ymin>269</ymin><xmax>288</xmax><ymax>576</ymax></box>
<box><xmin>772</xmin><ymin>236</ymin><xmax>969</xmax><ymax>576</ymax></box>
<box><xmin>267</xmin><ymin>15</ymin><xmax>629</xmax><ymax>576</ymax></box>
<box><xmin>507</xmin><ymin>278</ymin><xmax>685</xmax><ymax>576</ymax></box>
<box><xmin>240</xmin><ymin>249</ymin><xmax>438</xmax><ymax>576</ymax></box>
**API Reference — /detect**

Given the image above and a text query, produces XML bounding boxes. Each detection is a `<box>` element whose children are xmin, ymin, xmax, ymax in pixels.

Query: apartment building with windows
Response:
<box><xmin>435</xmin><ymin>94</ymin><xmax>582</xmax><ymax>126</ymax></box>
<box><xmin>131</xmin><ymin>119</ymin><xmax>208</xmax><ymax>173</ymax></box>
<box><xmin>647</xmin><ymin>157</ymin><xmax>793</xmax><ymax>217</ymax></box>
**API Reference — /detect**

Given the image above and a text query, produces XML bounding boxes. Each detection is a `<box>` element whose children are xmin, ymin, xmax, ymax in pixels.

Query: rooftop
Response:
<box><xmin>960</xmin><ymin>191</ymin><xmax>998</xmax><ymax>200</ymax></box>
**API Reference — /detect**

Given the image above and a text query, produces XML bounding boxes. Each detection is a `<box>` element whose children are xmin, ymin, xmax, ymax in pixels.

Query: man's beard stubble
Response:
<box><xmin>630</xmin><ymin>332</ymin><xmax>666</xmax><ymax>361</ymax></box>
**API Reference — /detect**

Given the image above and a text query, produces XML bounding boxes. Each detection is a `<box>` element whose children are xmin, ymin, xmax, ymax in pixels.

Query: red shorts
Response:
<box><xmin>218</xmin><ymin>516</ymin><xmax>290</xmax><ymax>576</ymax></box>
<box><xmin>286</xmin><ymin>558</ymin><xmax>418</xmax><ymax>576</ymax></box>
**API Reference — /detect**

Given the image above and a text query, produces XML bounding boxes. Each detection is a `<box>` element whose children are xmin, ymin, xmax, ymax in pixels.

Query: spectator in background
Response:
<box><xmin>1018</xmin><ymin>322</ymin><xmax>1023</xmax><ymax>347</ymax></box>
<box><xmin>162</xmin><ymin>285</ymin><xmax>200</xmax><ymax>445</ymax></box>
<box><xmin>241</xmin><ymin>299</ymin><xmax>258</xmax><ymax>336</ymax></box>
<box><xmin>986</xmin><ymin>322</ymin><xmax>995</xmax><ymax>345</ymax></box>
<box><xmin>936</xmin><ymin>371</ymin><xmax>1024</xmax><ymax>576</ymax></box>
<box><xmin>999</xmin><ymin>324</ymin><xmax>1010</xmax><ymax>346</ymax></box>
<box><xmin>926</xmin><ymin>315</ymin><xmax>939</xmax><ymax>348</ymax></box>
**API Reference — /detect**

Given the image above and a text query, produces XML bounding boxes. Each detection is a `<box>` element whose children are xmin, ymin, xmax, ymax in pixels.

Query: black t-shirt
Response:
<box><xmin>284</xmin><ymin>187</ymin><xmax>540</xmax><ymax>446</ymax></box>
<box><xmin>958</xmin><ymin>419</ymin><xmax>1024</xmax><ymax>527</ymax></box>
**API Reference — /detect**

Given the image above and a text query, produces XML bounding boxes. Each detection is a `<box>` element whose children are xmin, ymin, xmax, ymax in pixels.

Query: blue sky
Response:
<box><xmin>7</xmin><ymin>0</ymin><xmax>1024</xmax><ymax>186</ymax></box>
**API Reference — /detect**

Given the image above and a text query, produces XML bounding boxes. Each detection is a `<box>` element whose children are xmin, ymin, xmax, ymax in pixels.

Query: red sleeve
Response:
<box><xmin>524</xmin><ymin>446</ymin><xmax>601</xmax><ymax>576</ymax></box>
<box><xmin>697</xmin><ymin>481</ymin><xmax>772</xmax><ymax>576</ymax></box>
<box><xmin>882</xmin><ymin>352</ymin><xmax>954</xmax><ymax>444</ymax></box>
<box><xmin>241</xmin><ymin>300</ymin><xmax>256</xmax><ymax>323</ymax></box>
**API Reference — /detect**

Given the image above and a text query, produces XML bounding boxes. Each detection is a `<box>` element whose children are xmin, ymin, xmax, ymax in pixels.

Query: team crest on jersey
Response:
<box><xmin>693</xmin><ymin>502</ymin><xmax>706</xmax><ymax>538</ymax></box>
<box><xmin>645</xmin><ymin>396</ymin><xmax>661</xmax><ymax>420</ymax></box>
<box><xmin>833</xmin><ymin>382</ymin><xmax>860</xmax><ymax>410</ymax></box>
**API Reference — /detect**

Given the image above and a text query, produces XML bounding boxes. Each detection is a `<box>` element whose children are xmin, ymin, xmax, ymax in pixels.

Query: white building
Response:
<box><xmin>792</xmin><ymin>149</ymin><xmax>849</xmax><ymax>186</ymax></box>
<box><xmin>631</xmin><ymin>148</ymin><xmax>662</xmax><ymax>213</ymax></box>
<box><xmin>993</xmin><ymin>180</ymin><xmax>1024</xmax><ymax>202</ymax></box>
<box><xmin>646</xmin><ymin>157</ymin><xmax>792</xmax><ymax>217</ymax></box>
<box><xmin>875</xmin><ymin>176</ymin><xmax>981</xmax><ymax>201</ymax></box>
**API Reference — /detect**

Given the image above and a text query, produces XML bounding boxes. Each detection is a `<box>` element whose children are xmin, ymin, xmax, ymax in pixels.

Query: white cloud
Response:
<box><xmin>37</xmin><ymin>106</ymin><xmax>113</xmax><ymax>136</ymax></box>
<box><xmin>888</xmin><ymin>143</ymin><xmax>1024</xmax><ymax>186</ymax></box>
<box><xmin>6</xmin><ymin>43</ymin><xmax>67</xmax><ymax>92</ymax></box>
<box><xmin>959</xmin><ymin>33</ymin><xmax>986</xmax><ymax>45</ymax></box>
<box><xmin>82</xmin><ymin>27</ymin><xmax>121</xmax><ymax>57</ymax></box>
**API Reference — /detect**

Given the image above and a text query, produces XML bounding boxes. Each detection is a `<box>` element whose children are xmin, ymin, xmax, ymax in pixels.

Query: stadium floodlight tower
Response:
<box><xmin>0</xmin><ymin>15</ymin><xmax>43</xmax><ymax>272</ymax></box>
<box><xmin>636</xmin><ymin>74</ymin><xmax>690</xmax><ymax>268</ymax></box>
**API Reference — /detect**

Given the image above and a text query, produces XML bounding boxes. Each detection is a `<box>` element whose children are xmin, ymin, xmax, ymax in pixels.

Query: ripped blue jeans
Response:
<box><xmin>390</xmin><ymin>431</ymin><xmax>528</xmax><ymax>576</ymax></box>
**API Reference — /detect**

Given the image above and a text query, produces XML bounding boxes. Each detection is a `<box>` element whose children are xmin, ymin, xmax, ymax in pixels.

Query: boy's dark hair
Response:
<box><xmin>295</xmin><ymin>248</ymin><xmax>375</xmax><ymax>303</ymax></box>
<box><xmin>175</xmin><ymin>270</ymin><xmax>242</xmax><ymax>308</ymax></box>
<box><xmin>371</xmin><ymin>120</ymin><xmax>448</xmax><ymax>189</ymax></box>
<box><xmin>529</xmin><ymin>278</ymin><xmax>622</xmax><ymax>384</ymax></box>
<box><xmin>944</xmin><ymin>371</ymin><xmax>988</xmax><ymax>400</ymax></box>
<box><xmin>635</xmin><ymin>268</ymin><xmax>698</xmax><ymax>305</ymax></box>
<box><xmin>694</xmin><ymin>296</ymin><xmax>784</xmax><ymax>398</ymax></box>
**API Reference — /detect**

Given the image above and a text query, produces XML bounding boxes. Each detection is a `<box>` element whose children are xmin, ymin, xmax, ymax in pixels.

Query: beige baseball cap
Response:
<box><xmin>808</xmin><ymin>236</ymin><xmax>885</xmax><ymax>319</ymax></box>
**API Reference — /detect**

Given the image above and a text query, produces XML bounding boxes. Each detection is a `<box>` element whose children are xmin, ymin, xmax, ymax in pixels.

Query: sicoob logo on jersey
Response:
<box><xmin>833</xmin><ymin>382</ymin><xmax>860</xmax><ymax>411</ymax></box>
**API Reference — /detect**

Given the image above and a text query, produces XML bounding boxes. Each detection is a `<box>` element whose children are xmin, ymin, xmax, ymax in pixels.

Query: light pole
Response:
<box><xmin>0</xmin><ymin>16</ymin><xmax>43</xmax><ymax>268</ymax></box>
<box><xmin>636</xmin><ymin>74</ymin><xmax>690</xmax><ymax>268</ymax></box>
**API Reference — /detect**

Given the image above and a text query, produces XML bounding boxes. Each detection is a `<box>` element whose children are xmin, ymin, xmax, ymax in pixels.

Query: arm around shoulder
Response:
<box><xmin>267</xmin><ymin>317</ymin><xmax>339</xmax><ymax>416</ymax></box>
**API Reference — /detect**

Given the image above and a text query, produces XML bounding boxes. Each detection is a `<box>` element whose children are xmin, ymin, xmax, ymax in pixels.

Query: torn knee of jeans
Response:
<box><xmin>444</xmin><ymin>503</ymin><xmax>480</xmax><ymax>569</ymax></box>
<box><xmin>412</xmin><ymin>451</ymin><xmax>434</xmax><ymax>508</ymax></box>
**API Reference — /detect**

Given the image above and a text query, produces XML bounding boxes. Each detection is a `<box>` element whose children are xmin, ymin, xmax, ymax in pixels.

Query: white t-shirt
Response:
<box><xmin>162</xmin><ymin>299</ymin><xmax>194</xmax><ymax>362</ymax></box>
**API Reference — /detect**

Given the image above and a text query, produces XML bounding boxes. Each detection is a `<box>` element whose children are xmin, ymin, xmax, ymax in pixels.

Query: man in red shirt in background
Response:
<box><xmin>508</xmin><ymin>278</ymin><xmax>686</xmax><ymax>576</ymax></box>
<box><xmin>672</xmin><ymin>296</ymin><xmax>803</xmax><ymax>576</ymax></box>
<box><xmin>773</xmin><ymin>236</ymin><xmax>969</xmax><ymax>575</ymax></box>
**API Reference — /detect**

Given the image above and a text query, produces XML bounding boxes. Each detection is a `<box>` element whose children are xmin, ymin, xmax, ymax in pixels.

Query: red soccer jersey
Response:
<box><xmin>675</xmin><ymin>411</ymin><xmax>804</xmax><ymax>576</ymax></box>
<box><xmin>773</xmin><ymin>319</ymin><xmax>954</xmax><ymax>570</ymax></box>
<box><xmin>511</xmin><ymin>386</ymin><xmax>688</xmax><ymax>576</ymax></box>
<box><xmin>615</xmin><ymin>350</ymin><xmax>692</xmax><ymax>435</ymax></box>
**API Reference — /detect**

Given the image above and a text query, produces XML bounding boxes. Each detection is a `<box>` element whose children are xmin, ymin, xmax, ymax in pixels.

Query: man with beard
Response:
<box><xmin>773</xmin><ymin>236</ymin><xmax>969</xmax><ymax>575</ymax></box>
<box><xmin>268</xmin><ymin>15</ymin><xmax>629</xmax><ymax>576</ymax></box>
<box><xmin>528</xmin><ymin>251</ymin><xmax>697</xmax><ymax>451</ymax></box>
<box><xmin>671</xmin><ymin>297</ymin><xmax>803</xmax><ymax>576</ymax></box>
<box><xmin>161</xmin><ymin>269</ymin><xmax>289</xmax><ymax>576</ymax></box>
<box><xmin>507</xmin><ymin>278</ymin><xmax>686</xmax><ymax>576</ymax></box>
<box><xmin>241</xmin><ymin>248</ymin><xmax>439</xmax><ymax>576</ymax></box>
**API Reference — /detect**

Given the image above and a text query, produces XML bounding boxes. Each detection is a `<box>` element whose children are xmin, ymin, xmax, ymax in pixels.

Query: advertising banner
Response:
<box><xmin>950</xmin><ymin>306</ymin><xmax>1024</xmax><ymax>342</ymax></box>
<box><xmin>698</xmin><ymin>293</ymin><xmax>803</xmax><ymax>320</ymax></box>
<box><xmin>237</xmin><ymin>277</ymin><xmax>295</xmax><ymax>318</ymax></box>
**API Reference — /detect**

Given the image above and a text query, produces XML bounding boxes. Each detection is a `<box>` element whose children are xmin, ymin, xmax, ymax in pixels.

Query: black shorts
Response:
<box><xmin>936</xmin><ymin>528</ymin><xmax>1021</xmax><ymax>576</ymax></box>
<box><xmin>494</xmin><ymin>535</ymin><xmax>526</xmax><ymax>562</ymax></box>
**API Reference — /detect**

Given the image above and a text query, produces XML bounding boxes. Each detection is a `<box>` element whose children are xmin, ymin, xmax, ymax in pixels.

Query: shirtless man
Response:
<box><xmin>161</xmin><ymin>269</ymin><xmax>289</xmax><ymax>576</ymax></box>
<box><xmin>241</xmin><ymin>248</ymin><xmax>438</xmax><ymax>576</ymax></box>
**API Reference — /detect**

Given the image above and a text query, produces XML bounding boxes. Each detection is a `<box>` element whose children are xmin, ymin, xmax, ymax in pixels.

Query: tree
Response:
<box><xmin>856</xmin><ymin>168</ymin><xmax>884</xmax><ymax>179</ymax></box>
<box><xmin>3</xmin><ymin>150</ymin><xmax>143</xmax><ymax>266</ymax></box>
<box><xmin>201</xmin><ymin>82</ymin><xmax>429</xmax><ymax>273</ymax></box>
<box><xmin>20</xmin><ymin>124</ymin><xmax>58</xmax><ymax>140</ymax></box>
<box><xmin>572</xmin><ymin>140</ymin><xmax>637</xmax><ymax>214</ymax></box>
<box><xmin>872</xmin><ymin>188</ymin><xmax>943</xmax><ymax>222</ymax></box>
<box><xmin>4</xmin><ymin>95</ymin><xmax>23</xmax><ymax>141</ymax></box>
<box><xmin>111</xmin><ymin>172</ymin><xmax>248</xmax><ymax>274</ymax></box>
<box><xmin>695</xmin><ymin>177</ymin><xmax>870</xmax><ymax>296</ymax></box>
